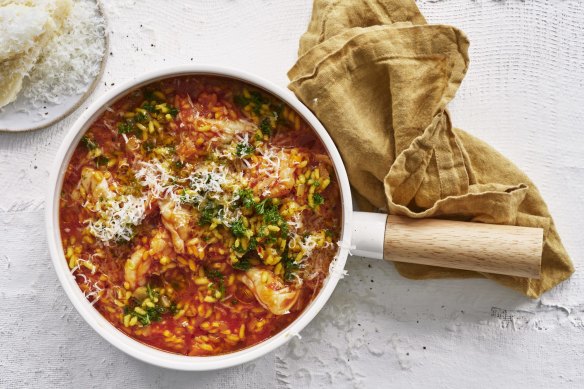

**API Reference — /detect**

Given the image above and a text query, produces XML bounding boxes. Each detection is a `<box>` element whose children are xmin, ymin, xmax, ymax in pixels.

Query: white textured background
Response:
<box><xmin>1</xmin><ymin>0</ymin><xmax>584</xmax><ymax>387</ymax></box>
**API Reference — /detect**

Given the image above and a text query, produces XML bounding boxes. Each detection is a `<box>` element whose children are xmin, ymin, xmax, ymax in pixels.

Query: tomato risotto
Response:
<box><xmin>59</xmin><ymin>76</ymin><xmax>342</xmax><ymax>355</ymax></box>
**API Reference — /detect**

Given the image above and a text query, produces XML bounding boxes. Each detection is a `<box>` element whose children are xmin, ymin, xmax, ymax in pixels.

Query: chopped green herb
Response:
<box><xmin>205</xmin><ymin>268</ymin><xmax>224</xmax><ymax>280</ymax></box>
<box><xmin>232</xmin><ymin>256</ymin><xmax>251</xmax><ymax>271</ymax></box>
<box><xmin>117</xmin><ymin>121</ymin><xmax>134</xmax><ymax>134</ymax></box>
<box><xmin>123</xmin><ymin>285</ymin><xmax>176</xmax><ymax>326</ymax></box>
<box><xmin>273</xmin><ymin>104</ymin><xmax>286</xmax><ymax>125</ymax></box>
<box><xmin>257</xmin><ymin>225</ymin><xmax>269</xmax><ymax>238</ymax></box>
<box><xmin>168</xmin><ymin>105</ymin><xmax>179</xmax><ymax>117</ymax></box>
<box><xmin>198</xmin><ymin>201</ymin><xmax>218</xmax><ymax>226</ymax></box>
<box><xmin>254</xmin><ymin>198</ymin><xmax>271</xmax><ymax>215</ymax></box>
<box><xmin>235</xmin><ymin>142</ymin><xmax>255</xmax><ymax>157</ymax></box>
<box><xmin>232</xmin><ymin>242</ymin><xmax>247</xmax><ymax>254</ymax></box>
<box><xmin>230</xmin><ymin>218</ymin><xmax>247</xmax><ymax>237</ymax></box>
<box><xmin>248</xmin><ymin>236</ymin><xmax>258</xmax><ymax>251</ymax></box>
<box><xmin>236</xmin><ymin>188</ymin><xmax>255</xmax><ymax>208</ymax></box>
<box><xmin>249</xmin><ymin>91</ymin><xmax>267</xmax><ymax>113</ymax></box>
<box><xmin>134</xmin><ymin>112</ymin><xmax>147</xmax><ymax>122</ymax></box>
<box><xmin>259</xmin><ymin>117</ymin><xmax>272</xmax><ymax>136</ymax></box>
<box><xmin>281</xmin><ymin>247</ymin><xmax>299</xmax><ymax>282</ymax></box>
<box><xmin>233</xmin><ymin>94</ymin><xmax>248</xmax><ymax>108</ymax></box>
<box><xmin>259</xmin><ymin>202</ymin><xmax>288</xmax><ymax>235</ymax></box>
<box><xmin>94</xmin><ymin>155</ymin><xmax>109</xmax><ymax>167</ymax></box>
<box><xmin>80</xmin><ymin>136</ymin><xmax>97</xmax><ymax>150</ymax></box>
<box><xmin>143</xmin><ymin>102</ymin><xmax>156</xmax><ymax>113</ymax></box>
<box><xmin>143</xmin><ymin>141</ymin><xmax>155</xmax><ymax>153</ymax></box>
<box><xmin>215</xmin><ymin>282</ymin><xmax>226</xmax><ymax>297</ymax></box>
<box><xmin>146</xmin><ymin>284</ymin><xmax>156</xmax><ymax>301</ymax></box>
<box><xmin>143</xmin><ymin>90</ymin><xmax>156</xmax><ymax>101</ymax></box>
<box><xmin>234</xmin><ymin>236</ymin><xmax>258</xmax><ymax>255</ymax></box>
<box><xmin>263</xmin><ymin>207</ymin><xmax>281</xmax><ymax>225</ymax></box>
<box><xmin>234</xmin><ymin>90</ymin><xmax>268</xmax><ymax>115</ymax></box>
<box><xmin>205</xmin><ymin>268</ymin><xmax>226</xmax><ymax>297</ymax></box>
<box><xmin>312</xmin><ymin>193</ymin><xmax>324</xmax><ymax>206</ymax></box>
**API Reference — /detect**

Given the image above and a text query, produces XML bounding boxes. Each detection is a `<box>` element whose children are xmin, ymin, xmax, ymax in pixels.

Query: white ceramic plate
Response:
<box><xmin>0</xmin><ymin>0</ymin><xmax>108</xmax><ymax>132</ymax></box>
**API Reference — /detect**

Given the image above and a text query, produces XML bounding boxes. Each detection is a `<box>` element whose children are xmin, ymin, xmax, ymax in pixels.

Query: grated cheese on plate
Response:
<box><xmin>21</xmin><ymin>0</ymin><xmax>106</xmax><ymax>107</ymax></box>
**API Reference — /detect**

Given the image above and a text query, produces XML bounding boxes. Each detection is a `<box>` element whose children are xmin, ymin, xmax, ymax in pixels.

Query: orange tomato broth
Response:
<box><xmin>59</xmin><ymin>76</ymin><xmax>342</xmax><ymax>356</ymax></box>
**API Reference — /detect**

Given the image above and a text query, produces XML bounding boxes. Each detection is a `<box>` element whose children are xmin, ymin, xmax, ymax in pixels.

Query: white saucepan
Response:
<box><xmin>46</xmin><ymin>66</ymin><xmax>543</xmax><ymax>370</ymax></box>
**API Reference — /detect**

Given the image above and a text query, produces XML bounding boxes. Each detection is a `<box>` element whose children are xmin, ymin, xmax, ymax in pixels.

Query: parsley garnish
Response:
<box><xmin>143</xmin><ymin>102</ymin><xmax>156</xmax><ymax>113</ymax></box>
<box><xmin>142</xmin><ymin>141</ymin><xmax>155</xmax><ymax>153</ymax></box>
<box><xmin>117</xmin><ymin>121</ymin><xmax>134</xmax><ymax>134</ymax></box>
<box><xmin>168</xmin><ymin>105</ymin><xmax>179</xmax><ymax>117</ymax></box>
<box><xmin>205</xmin><ymin>268</ymin><xmax>226</xmax><ymax>297</ymax></box>
<box><xmin>263</xmin><ymin>207</ymin><xmax>281</xmax><ymax>225</ymax></box>
<box><xmin>233</xmin><ymin>256</ymin><xmax>251</xmax><ymax>271</ymax></box>
<box><xmin>94</xmin><ymin>155</ymin><xmax>109</xmax><ymax>167</ymax></box>
<box><xmin>234</xmin><ymin>90</ymin><xmax>268</xmax><ymax>115</ymax></box>
<box><xmin>205</xmin><ymin>268</ymin><xmax>224</xmax><ymax>280</ymax></box>
<box><xmin>143</xmin><ymin>90</ymin><xmax>156</xmax><ymax>101</ymax></box>
<box><xmin>236</xmin><ymin>188</ymin><xmax>255</xmax><ymax>208</ymax></box>
<box><xmin>139</xmin><ymin>306</ymin><xmax>166</xmax><ymax>325</ymax></box>
<box><xmin>254</xmin><ymin>198</ymin><xmax>271</xmax><ymax>215</ymax></box>
<box><xmin>259</xmin><ymin>117</ymin><xmax>272</xmax><ymax>136</ymax></box>
<box><xmin>123</xmin><ymin>285</ymin><xmax>176</xmax><ymax>326</ymax></box>
<box><xmin>80</xmin><ymin>136</ymin><xmax>97</xmax><ymax>150</ymax></box>
<box><xmin>230</xmin><ymin>218</ymin><xmax>247</xmax><ymax>237</ymax></box>
<box><xmin>134</xmin><ymin>112</ymin><xmax>147</xmax><ymax>122</ymax></box>
<box><xmin>281</xmin><ymin>247</ymin><xmax>299</xmax><ymax>282</ymax></box>
<box><xmin>312</xmin><ymin>193</ymin><xmax>324</xmax><ymax>206</ymax></box>
<box><xmin>233</xmin><ymin>95</ymin><xmax>248</xmax><ymax>108</ymax></box>
<box><xmin>248</xmin><ymin>236</ymin><xmax>258</xmax><ymax>251</ymax></box>
<box><xmin>256</xmin><ymin>200</ymin><xmax>289</xmax><ymax>235</ymax></box>
<box><xmin>235</xmin><ymin>142</ymin><xmax>255</xmax><ymax>157</ymax></box>
<box><xmin>198</xmin><ymin>201</ymin><xmax>218</xmax><ymax>226</ymax></box>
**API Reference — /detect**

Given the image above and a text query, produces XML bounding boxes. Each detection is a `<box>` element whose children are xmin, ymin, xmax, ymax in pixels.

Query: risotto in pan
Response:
<box><xmin>59</xmin><ymin>76</ymin><xmax>342</xmax><ymax>355</ymax></box>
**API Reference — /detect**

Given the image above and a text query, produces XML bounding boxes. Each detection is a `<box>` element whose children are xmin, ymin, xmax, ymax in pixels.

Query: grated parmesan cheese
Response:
<box><xmin>21</xmin><ymin>0</ymin><xmax>106</xmax><ymax>107</ymax></box>
<box><xmin>87</xmin><ymin>194</ymin><xmax>147</xmax><ymax>243</ymax></box>
<box><xmin>134</xmin><ymin>158</ymin><xmax>245</xmax><ymax>227</ymax></box>
<box><xmin>287</xmin><ymin>213</ymin><xmax>304</xmax><ymax>232</ymax></box>
<box><xmin>70</xmin><ymin>255</ymin><xmax>103</xmax><ymax>304</ymax></box>
<box><xmin>135</xmin><ymin>160</ymin><xmax>177</xmax><ymax>200</ymax></box>
<box><xmin>186</xmin><ymin>164</ymin><xmax>230</xmax><ymax>196</ymax></box>
<box><xmin>0</xmin><ymin>3</ymin><xmax>48</xmax><ymax>61</ymax></box>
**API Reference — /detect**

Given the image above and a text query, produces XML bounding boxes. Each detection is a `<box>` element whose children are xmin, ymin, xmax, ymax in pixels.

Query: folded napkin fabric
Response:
<box><xmin>288</xmin><ymin>0</ymin><xmax>573</xmax><ymax>297</ymax></box>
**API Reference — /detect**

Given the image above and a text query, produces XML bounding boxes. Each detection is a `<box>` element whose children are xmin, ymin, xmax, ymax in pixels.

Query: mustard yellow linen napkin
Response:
<box><xmin>288</xmin><ymin>0</ymin><xmax>573</xmax><ymax>297</ymax></box>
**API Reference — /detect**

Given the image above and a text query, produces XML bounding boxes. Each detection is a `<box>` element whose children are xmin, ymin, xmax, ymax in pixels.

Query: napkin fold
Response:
<box><xmin>288</xmin><ymin>0</ymin><xmax>573</xmax><ymax>297</ymax></box>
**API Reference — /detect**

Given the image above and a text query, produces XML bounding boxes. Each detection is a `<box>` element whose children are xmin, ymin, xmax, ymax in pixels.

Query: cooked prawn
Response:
<box><xmin>254</xmin><ymin>149</ymin><xmax>296</xmax><ymax>198</ymax></box>
<box><xmin>159</xmin><ymin>199</ymin><xmax>191</xmax><ymax>254</ymax></box>
<box><xmin>78</xmin><ymin>167</ymin><xmax>114</xmax><ymax>200</ymax></box>
<box><xmin>241</xmin><ymin>268</ymin><xmax>300</xmax><ymax>315</ymax></box>
<box><xmin>124</xmin><ymin>247</ymin><xmax>151</xmax><ymax>289</ymax></box>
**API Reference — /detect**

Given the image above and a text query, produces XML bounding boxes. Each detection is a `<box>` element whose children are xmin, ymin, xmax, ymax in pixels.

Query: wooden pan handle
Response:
<box><xmin>383</xmin><ymin>215</ymin><xmax>543</xmax><ymax>278</ymax></box>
